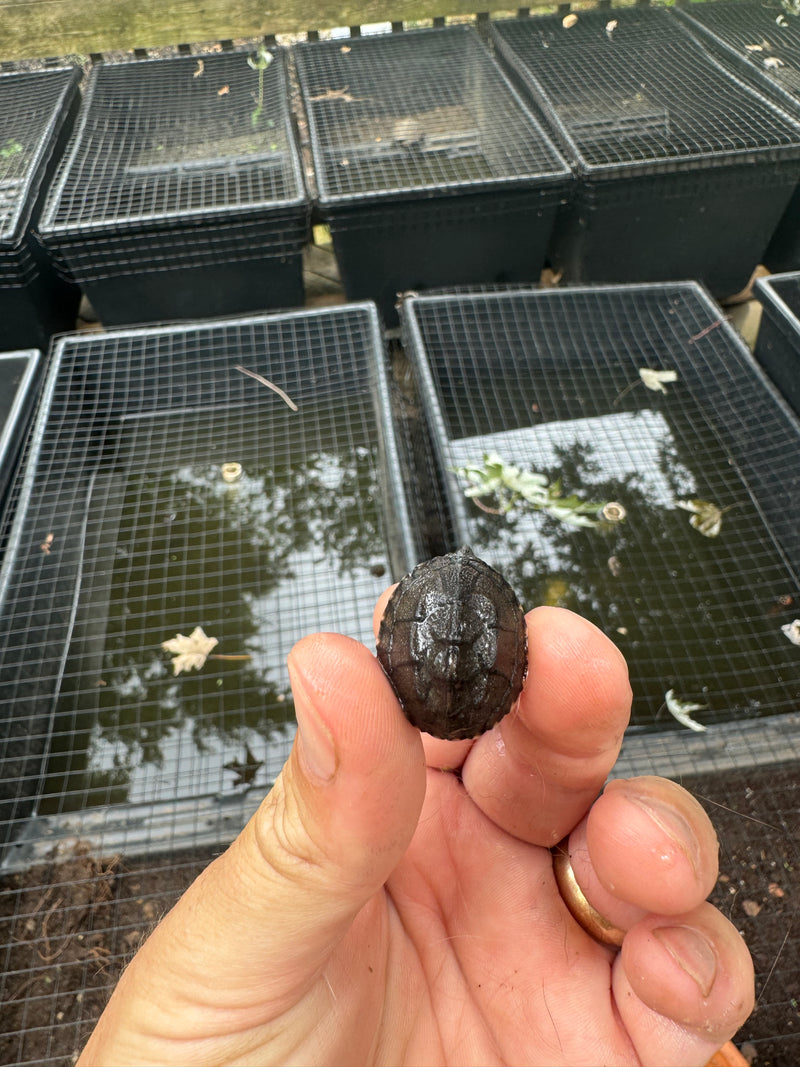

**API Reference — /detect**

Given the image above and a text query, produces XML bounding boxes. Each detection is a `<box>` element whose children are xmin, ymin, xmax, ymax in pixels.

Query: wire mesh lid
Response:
<box><xmin>39</xmin><ymin>49</ymin><xmax>306</xmax><ymax>234</ymax></box>
<box><xmin>677</xmin><ymin>0</ymin><xmax>800</xmax><ymax>102</ymax></box>
<box><xmin>490</xmin><ymin>8</ymin><xmax>800</xmax><ymax>174</ymax></box>
<box><xmin>400</xmin><ymin>282</ymin><xmax>800</xmax><ymax>742</ymax></box>
<box><xmin>0</xmin><ymin>302</ymin><xmax>416</xmax><ymax>868</ymax></box>
<box><xmin>0</xmin><ymin>67</ymin><xmax>79</xmax><ymax>245</ymax></box>
<box><xmin>294</xmin><ymin>25</ymin><xmax>570</xmax><ymax>204</ymax></box>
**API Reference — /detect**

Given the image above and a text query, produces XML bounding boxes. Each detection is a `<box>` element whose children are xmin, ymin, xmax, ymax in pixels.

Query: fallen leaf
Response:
<box><xmin>742</xmin><ymin>900</ymin><xmax>762</xmax><ymax>917</ymax></box>
<box><xmin>639</xmin><ymin>367</ymin><xmax>678</xmax><ymax>393</ymax></box>
<box><xmin>224</xmin><ymin>745</ymin><xmax>263</xmax><ymax>787</ymax></box>
<box><xmin>745</xmin><ymin>43</ymin><xmax>764</xmax><ymax>51</ymax></box>
<box><xmin>606</xmin><ymin>19</ymin><xmax>618</xmax><ymax>39</ymax></box>
<box><xmin>764</xmin><ymin>56</ymin><xmax>785</xmax><ymax>68</ymax></box>
<box><xmin>562</xmin><ymin>13</ymin><xmax>578</xmax><ymax>28</ymax></box>
<box><xmin>193</xmin><ymin>59</ymin><xmax>204</xmax><ymax>77</ymax></box>
<box><xmin>665</xmin><ymin>689</ymin><xmax>708</xmax><ymax>732</ymax></box>
<box><xmin>676</xmin><ymin>499</ymin><xmax>726</xmax><ymax>538</ymax></box>
<box><xmin>781</xmin><ymin>619</ymin><xmax>800</xmax><ymax>645</ymax></box>
<box><xmin>162</xmin><ymin>626</ymin><xmax>219</xmax><ymax>675</ymax></box>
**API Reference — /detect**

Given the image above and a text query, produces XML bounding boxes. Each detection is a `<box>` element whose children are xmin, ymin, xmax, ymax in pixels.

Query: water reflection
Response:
<box><xmin>42</xmin><ymin>417</ymin><xmax>388</xmax><ymax>813</ymax></box>
<box><xmin>448</xmin><ymin>409</ymin><xmax>800</xmax><ymax>728</ymax></box>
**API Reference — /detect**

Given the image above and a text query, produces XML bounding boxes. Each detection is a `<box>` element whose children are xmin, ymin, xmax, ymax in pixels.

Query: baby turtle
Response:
<box><xmin>376</xmin><ymin>546</ymin><xmax>527</xmax><ymax>740</ymax></box>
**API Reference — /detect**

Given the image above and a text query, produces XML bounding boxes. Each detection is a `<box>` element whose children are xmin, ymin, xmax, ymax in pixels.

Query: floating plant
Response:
<box><xmin>452</xmin><ymin>452</ymin><xmax>625</xmax><ymax>531</ymax></box>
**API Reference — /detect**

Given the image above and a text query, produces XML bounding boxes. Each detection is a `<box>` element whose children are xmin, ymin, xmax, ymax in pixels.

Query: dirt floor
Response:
<box><xmin>1</xmin><ymin>759</ymin><xmax>797</xmax><ymax>1067</ymax></box>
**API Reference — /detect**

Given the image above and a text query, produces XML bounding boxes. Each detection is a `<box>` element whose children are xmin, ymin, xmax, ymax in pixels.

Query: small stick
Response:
<box><xmin>688</xmin><ymin>319</ymin><xmax>723</xmax><ymax>343</ymax></box>
<box><xmin>235</xmin><ymin>365</ymin><xmax>298</xmax><ymax>411</ymax></box>
<box><xmin>209</xmin><ymin>654</ymin><xmax>252</xmax><ymax>662</ymax></box>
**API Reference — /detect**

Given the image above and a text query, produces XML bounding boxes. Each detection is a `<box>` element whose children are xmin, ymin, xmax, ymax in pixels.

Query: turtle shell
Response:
<box><xmin>376</xmin><ymin>546</ymin><xmax>527</xmax><ymax>740</ymax></box>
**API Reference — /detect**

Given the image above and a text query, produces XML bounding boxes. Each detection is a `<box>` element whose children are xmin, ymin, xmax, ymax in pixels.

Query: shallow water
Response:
<box><xmin>39</xmin><ymin>401</ymin><xmax>390</xmax><ymax>814</ymax></box>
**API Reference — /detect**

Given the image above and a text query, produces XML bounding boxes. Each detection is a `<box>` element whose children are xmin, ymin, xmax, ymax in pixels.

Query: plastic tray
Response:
<box><xmin>754</xmin><ymin>270</ymin><xmax>800</xmax><ymax>417</ymax></box>
<box><xmin>37</xmin><ymin>49</ymin><xmax>310</xmax><ymax>325</ymax></box>
<box><xmin>401</xmin><ymin>282</ymin><xmax>800</xmax><ymax>775</ymax></box>
<box><xmin>0</xmin><ymin>303</ymin><xmax>417</xmax><ymax>864</ymax></box>
<box><xmin>294</xmin><ymin>25</ymin><xmax>572</xmax><ymax>324</ymax></box>
<box><xmin>675</xmin><ymin>0</ymin><xmax>800</xmax><ymax>273</ymax></box>
<box><xmin>490</xmin><ymin>8</ymin><xmax>800</xmax><ymax>296</ymax></box>
<box><xmin>0</xmin><ymin>66</ymin><xmax>82</xmax><ymax>350</ymax></box>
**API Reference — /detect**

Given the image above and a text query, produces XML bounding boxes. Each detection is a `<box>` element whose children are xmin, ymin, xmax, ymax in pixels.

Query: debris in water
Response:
<box><xmin>665</xmin><ymin>688</ymin><xmax>708</xmax><ymax>732</ymax></box>
<box><xmin>235</xmin><ymin>364</ymin><xmax>298</xmax><ymax>411</ymax></box>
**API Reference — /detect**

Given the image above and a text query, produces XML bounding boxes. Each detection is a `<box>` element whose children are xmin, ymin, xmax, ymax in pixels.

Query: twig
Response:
<box><xmin>757</xmin><ymin>924</ymin><xmax>791</xmax><ymax>1005</ymax></box>
<box><xmin>688</xmin><ymin>319</ymin><xmax>723</xmax><ymax>343</ymax></box>
<box><xmin>209</xmin><ymin>654</ymin><xmax>252</xmax><ymax>662</ymax></box>
<box><xmin>612</xmin><ymin>379</ymin><xmax>641</xmax><ymax>406</ymax></box>
<box><xmin>235</xmin><ymin>365</ymin><xmax>298</xmax><ymax>411</ymax></box>
<box><xmin>308</xmin><ymin>86</ymin><xmax>368</xmax><ymax>103</ymax></box>
<box><xmin>472</xmin><ymin>497</ymin><xmax>504</xmax><ymax>515</ymax></box>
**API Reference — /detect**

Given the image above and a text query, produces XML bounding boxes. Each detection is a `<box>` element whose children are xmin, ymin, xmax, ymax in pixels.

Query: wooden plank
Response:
<box><xmin>0</xmin><ymin>0</ymin><xmax>546</xmax><ymax>60</ymax></box>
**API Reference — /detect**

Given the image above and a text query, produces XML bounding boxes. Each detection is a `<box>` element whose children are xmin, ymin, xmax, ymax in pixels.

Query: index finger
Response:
<box><xmin>461</xmin><ymin>605</ymin><xmax>632</xmax><ymax>847</ymax></box>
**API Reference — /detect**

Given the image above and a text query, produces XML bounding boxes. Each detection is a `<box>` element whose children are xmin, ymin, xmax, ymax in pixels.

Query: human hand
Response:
<box><xmin>78</xmin><ymin>604</ymin><xmax>753</xmax><ymax>1066</ymax></box>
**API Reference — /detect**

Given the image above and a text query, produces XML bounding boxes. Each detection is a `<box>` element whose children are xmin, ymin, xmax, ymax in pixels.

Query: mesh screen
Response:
<box><xmin>0</xmin><ymin>67</ymin><xmax>79</xmax><ymax>245</ymax></box>
<box><xmin>294</xmin><ymin>25</ymin><xmax>570</xmax><ymax>203</ymax></box>
<box><xmin>39</xmin><ymin>49</ymin><xmax>305</xmax><ymax>231</ymax></box>
<box><xmin>677</xmin><ymin>0</ymin><xmax>800</xmax><ymax>105</ymax></box>
<box><xmin>0</xmin><ymin>304</ymin><xmax>414</xmax><ymax>868</ymax></box>
<box><xmin>490</xmin><ymin>8</ymin><xmax>800</xmax><ymax>172</ymax></box>
<box><xmin>401</xmin><ymin>284</ymin><xmax>800</xmax><ymax>748</ymax></box>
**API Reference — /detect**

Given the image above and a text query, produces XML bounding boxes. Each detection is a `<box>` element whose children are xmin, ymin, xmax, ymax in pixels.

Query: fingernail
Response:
<box><xmin>288</xmin><ymin>657</ymin><xmax>338</xmax><ymax>784</ymax></box>
<box><xmin>621</xmin><ymin>791</ymin><xmax>701</xmax><ymax>877</ymax></box>
<box><xmin>653</xmin><ymin>925</ymin><xmax>718</xmax><ymax>999</ymax></box>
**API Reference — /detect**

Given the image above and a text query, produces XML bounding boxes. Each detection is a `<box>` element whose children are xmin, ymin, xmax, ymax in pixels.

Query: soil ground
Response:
<box><xmin>1</xmin><ymin>759</ymin><xmax>797</xmax><ymax>1067</ymax></box>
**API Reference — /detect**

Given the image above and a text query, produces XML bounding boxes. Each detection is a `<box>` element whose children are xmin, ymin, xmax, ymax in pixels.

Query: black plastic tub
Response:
<box><xmin>675</xmin><ymin>0</ymin><xmax>800</xmax><ymax>273</ymax></box>
<box><xmin>754</xmin><ymin>271</ymin><xmax>800</xmax><ymax>417</ymax></box>
<box><xmin>0</xmin><ymin>66</ymin><xmax>82</xmax><ymax>351</ymax></box>
<box><xmin>490</xmin><ymin>8</ymin><xmax>800</xmax><ymax>298</ymax></box>
<box><xmin>294</xmin><ymin>26</ymin><xmax>572</xmax><ymax>326</ymax></box>
<box><xmin>0</xmin><ymin>350</ymin><xmax>40</xmax><ymax>523</ymax></box>
<box><xmin>0</xmin><ymin>304</ymin><xmax>417</xmax><ymax>864</ymax></box>
<box><xmin>38</xmin><ymin>49</ymin><xmax>309</xmax><ymax>327</ymax></box>
<box><xmin>400</xmin><ymin>282</ymin><xmax>800</xmax><ymax>772</ymax></box>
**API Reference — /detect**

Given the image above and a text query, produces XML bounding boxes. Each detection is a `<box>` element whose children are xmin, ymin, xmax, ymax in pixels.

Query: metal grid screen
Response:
<box><xmin>677</xmin><ymin>0</ymin><xmax>800</xmax><ymax>106</ymax></box>
<box><xmin>490</xmin><ymin>8</ymin><xmax>800</xmax><ymax>173</ymax></box>
<box><xmin>401</xmin><ymin>284</ymin><xmax>800</xmax><ymax>754</ymax></box>
<box><xmin>0</xmin><ymin>304</ymin><xmax>412</xmax><ymax>864</ymax></box>
<box><xmin>40</xmin><ymin>49</ymin><xmax>305</xmax><ymax>230</ymax></box>
<box><xmin>294</xmin><ymin>25</ymin><xmax>570</xmax><ymax>202</ymax></box>
<box><xmin>0</xmin><ymin>67</ymin><xmax>79</xmax><ymax>248</ymax></box>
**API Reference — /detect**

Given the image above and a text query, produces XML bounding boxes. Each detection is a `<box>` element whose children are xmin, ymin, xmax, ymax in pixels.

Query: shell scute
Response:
<box><xmin>376</xmin><ymin>547</ymin><xmax>527</xmax><ymax>739</ymax></box>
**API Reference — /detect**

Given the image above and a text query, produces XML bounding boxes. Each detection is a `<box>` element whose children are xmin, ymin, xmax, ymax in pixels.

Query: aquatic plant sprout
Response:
<box><xmin>664</xmin><ymin>688</ymin><xmax>709</xmax><ymax>732</ymax></box>
<box><xmin>452</xmin><ymin>452</ymin><xmax>625</xmax><ymax>530</ymax></box>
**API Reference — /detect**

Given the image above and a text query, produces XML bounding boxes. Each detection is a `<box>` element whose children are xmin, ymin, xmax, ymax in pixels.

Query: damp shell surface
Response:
<box><xmin>376</xmin><ymin>547</ymin><xmax>528</xmax><ymax>740</ymax></box>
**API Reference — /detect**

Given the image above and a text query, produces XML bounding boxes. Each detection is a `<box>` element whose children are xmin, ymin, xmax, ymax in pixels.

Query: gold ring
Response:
<box><xmin>552</xmin><ymin>841</ymin><xmax>749</xmax><ymax>1067</ymax></box>
<box><xmin>552</xmin><ymin>839</ymin><xmax>625</xmax><ymax>948</ymax></box>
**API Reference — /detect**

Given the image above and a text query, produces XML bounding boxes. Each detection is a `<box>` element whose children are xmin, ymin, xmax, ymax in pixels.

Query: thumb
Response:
<box><xmin>80</xmin><ymin>632</ymin><xmax>425</xmax><ymax>1063</ymax></box>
